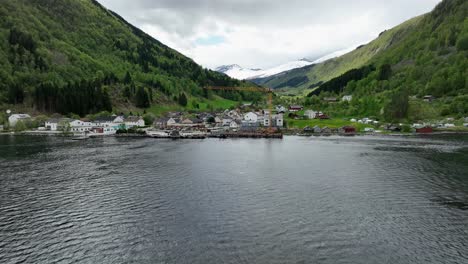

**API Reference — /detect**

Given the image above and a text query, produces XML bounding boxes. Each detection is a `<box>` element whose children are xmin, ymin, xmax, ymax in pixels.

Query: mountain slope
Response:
<box><xmin>216</xmin><ymin>59</ymin><xmax>314</xmax><ymax>80</ymax></box>
<box><xmin>0</xmin><ymin>0</ymin><xmax>243</xmax><ymax>116</ymax></box>
<box><xmin>255</xmin><ymin>15</ymin><xmax>426</xmax><ymax>92</ymax></box>
<box><xmin>283</xmin><ymin>0</ymin><xmax>467</xmax><ymax>121</ymax></box>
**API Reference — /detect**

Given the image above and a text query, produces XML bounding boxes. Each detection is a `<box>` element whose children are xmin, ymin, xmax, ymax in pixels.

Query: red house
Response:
<box><xmin>341</xmin><ymin>126</ymin><xmax>356</xmax><ymax>134</ymax></box>
<box><xmin>318</xmin><ymin>114</ymin><xmax>330</xmax><ymax>119</ymax></box>
<box><xmin>416</xmin><ymin>126</ymin><xmax>433</xmax><ymax>133</ymax></box>
<box><xmin>289</xmin><ymin>105</ymin><xmax>303</xmax><ymax>112</ymax></box>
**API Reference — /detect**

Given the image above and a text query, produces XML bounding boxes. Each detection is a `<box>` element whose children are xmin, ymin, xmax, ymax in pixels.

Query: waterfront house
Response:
<box><xmin>340</xmin><ymin>126</ymin><xmax>356</xmax><ymax>134</ymax></box>
<box><xmin>342</xmin><ymin>95</ymin><xmax>353</xmax><ymax>102</ymax></box>
<box><xmin>154</xmin><ymin>118</ymin><xmax>170</xmax><ymax>129</ymax></box>
<box><xmin>190</xmin><ymin>118</ymin><xmax>204</xmax><ymax>127</ymax></box>
<box><xmin>94</xmin><ymin>116</ymin><xmax>123</xmax><ymax>127</ymax></box>
<box><xmin>70</xmin><ymin>119</ymin><xmax>93</xmax><ymax>133</ymax></box>
<box><xmin>289</xmin><ymin>105</ymin><xmax>303</xmax><ymax>112</ymax></box>
<box><xmin>124</xmin><ymin>116</ymin><xmax>145</xmax><ymax>128</ymax></box>
<box><xmin>364</xmin><ymin>127</ymin><xmax>375</xmax><ymax>133</ymax></box>
<box><xmin>244</xmin><ymin>112</ymin><xmax>258</xmax><ymax>123</ymax></box>
<box><xmin>416</xmin><ymin>126</ymin><xmax>433</xmax><ymax>133</ymax></box>
<box><xmin>181</xmin><ymin>118</ymin><xmax>194</xmax><ymax>125</ymax></box>
<box><xmin>229</xmin><ymin>120</ymin><xmax>241</xmax><ymax>130</ymax></box>
<box><xmin>214</xmin><ymin>116</ymin><xmax>223</xmax><ymax>125</ymax></box>
<box><xmin>222</xmin><ymin>116</ymin><xmax>233</xmax><ymax>127</ymax></box>
<box><xmin>45</xmin><ymin>118</ymin><xmax>73</xmax><ymax>131</ymax></box>
<box><xmin>263</xmin><ymin>114</ymin><xmax>283</xmax><ymax>127</ymax></box>
<box><xmin>240</xmin><ymin>121</ymin><xmax>259</xmax><ymax>132</ymax></box>
<box><xmin>167</xmin><ymin>118</ymin><xmax>179</xmax><ymax>127</ymax></box>
<box><xmin>272</xmin><ymin>114</ymin><xmax>284</xmax><ymax>127</ymax></box>
<box><xmin>8</xmin><ymin>114</ymin><xmax>31</xmax><ymax>127</ymax></box>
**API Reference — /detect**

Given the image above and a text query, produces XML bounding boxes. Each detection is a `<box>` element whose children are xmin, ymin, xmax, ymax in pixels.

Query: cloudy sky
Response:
<box><xmin>97</xmin><ymin>0</ymin><xmax>441</xmax><ymax>69</ymax></box>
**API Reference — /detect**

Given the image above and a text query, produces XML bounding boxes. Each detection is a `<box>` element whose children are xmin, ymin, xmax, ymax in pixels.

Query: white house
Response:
<box><xmin>342</xmin><ymin>95</ymin><xmax>353</xmax><ymax>102</ymax></box>
<box><xmin>244</xmin><ymin>112</ymin><xmax>258</xmax><ymax>123</ymax></box>
<box><xmin>124</xmin><ymin>116</ymin><xmax>145</xmax><ymax>128</ymax></box>
<box><xmin>264</xmin><ymin>114</ymin><xmax>283</xmax><ymax>127</ymax></box>
<box><xmin>222</xmin><ymin>117</ymin><xmax>233</xmax><ymax>126</ymax></box>
<box><xmin>167</xmin><ymin>118</ymin><xmax>179</xmax><ymax>127</ymax></box>
<box><xmin>70</xmin><ymin>120</ymin><xmax>93</xmax><ymax>133</ymax></box>
<box><xmin>8</xmin><ymin>114</ymin><xmax>31</xmax><ymax>127</ymax></box>
<box><xmin>45</xmin><ymin>119</ymin><xmax>59</xmax><ymax>131</ymax></box>
<box><xmin>276</xmin><ymin>105</ymin><xmax>286</xmax><ymax>113</ymax></box>
<box><xmin>94</xmin><ymin>116</ymin><xmax>124</xmax><ymax>126</ymax></box>
<box><xmin>275</xmin><ymin>114</ymin><xmax>284</xmax><ymax>127</ymax></box>
<box><xmin>226</xmin><ymin>110</ymin><xmax>242</xmax><ymax>120</ymax></box>
<box><xmin>229</xmin><ymin>120</ymin><xmax>241</xmax><ymax>130</ymax></box>
<box><xmin>304</xmin><ymin>110</ymin><xmax>323</xmax><ymax>119</ymax></box>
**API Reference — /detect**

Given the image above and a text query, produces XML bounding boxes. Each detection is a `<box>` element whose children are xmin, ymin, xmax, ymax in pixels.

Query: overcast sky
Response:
<box><xmin>97</xmin><ymin>0</ymin><xmax>441</xmax><ymax>69</ymax></box>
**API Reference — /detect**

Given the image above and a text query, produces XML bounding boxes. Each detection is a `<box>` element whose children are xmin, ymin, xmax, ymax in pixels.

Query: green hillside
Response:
<box><xmin>255</xmin><ymin>16</ymin><xmax>425</xmax><ymax>94</ymax></box>
<box><xmin>258</xmin><ymin>0</ymin><xmax>468</xmax><ymax>121</ymax></box>
<box><xmin>0</xmin><ymin>0</ymin><xmax>251</xmax><ymax>117</ymax></box>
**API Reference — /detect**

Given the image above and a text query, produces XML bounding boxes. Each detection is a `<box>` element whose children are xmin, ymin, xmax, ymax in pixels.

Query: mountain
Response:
<box><xmin>256</xmin><ymin>0</ymin><xmax>467</xmax><ymax>99</ymax></box>
<box><xmin>215</xmin><ymin>64</ymin><xmax>262</xmax><ymax>80</ymax></box>
<box><xmin>267</xmin><ymin>0</ymin><xmax>467</xmax><ymax>121</ymax></box>
<box><xmin>216</xmin><ymin>59</ymin><xmax>314</xmax><ymax>80</ymax></box>
<box><xmin>0</xmin><ymin>0</ymin><xmax>244</xmax><ymax>117</ymax></box>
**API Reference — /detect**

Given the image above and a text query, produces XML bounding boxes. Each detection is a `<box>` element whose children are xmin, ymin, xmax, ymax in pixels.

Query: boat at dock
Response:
<box><xmin>147</xmin><ymin>130</ymin><xmax>171</xmax><ymax>138</ymax></box>
<box><xmin>179</xmin><ymin>131</ymin><xmax>207</xmax><ymax>139</ymax></box>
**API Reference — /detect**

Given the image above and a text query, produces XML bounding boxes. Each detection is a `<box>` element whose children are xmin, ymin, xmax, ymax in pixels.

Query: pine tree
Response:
<box><xmin>135</xmin><ymin>87</ymin><xmax>150</xmax><ymax>108</ymax></box>
<box><xmin>178</xmin><ymin>93</ymin><xmax>187</xmax><ymax>107</ymax></box>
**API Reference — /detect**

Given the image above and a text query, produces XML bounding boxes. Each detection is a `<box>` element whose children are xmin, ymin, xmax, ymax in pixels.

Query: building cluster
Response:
<box><xmin>7</xmin><ymin>113</ymin><xmax>145</xmax><ymax>135</ymax></box>
<box><xmin>153</xmin><ymin>109</ymin><xmax>284</xmax><ymax>132</ymax></box>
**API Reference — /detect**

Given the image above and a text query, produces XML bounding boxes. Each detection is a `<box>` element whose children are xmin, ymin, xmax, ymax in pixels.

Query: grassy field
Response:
<box><xmin>146</xmin><ymin>96</ymin><xmax>239</xmax><ymax>117</ymax></box>
<box><xmin>286</xmin><ymin>118</ymin><xmax>369</xmax><ymax>130</ymax></box>
<box><xmin>194</xmin><ymin>96</ymin><xmax>239</xmax><ymax>111</ymax></box>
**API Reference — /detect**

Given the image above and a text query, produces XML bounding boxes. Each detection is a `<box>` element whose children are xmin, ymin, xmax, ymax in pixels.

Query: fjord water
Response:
<box><xmin>0</xmin><ymin>135</ymin><xmax>467</xmax><ymax>264</ymax></box>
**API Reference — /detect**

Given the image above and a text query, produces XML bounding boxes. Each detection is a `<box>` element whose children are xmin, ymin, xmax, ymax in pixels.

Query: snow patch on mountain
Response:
<box><xmin>216</xmin><ymin>46</ymin><xmax>357</xmax><ymax>80</ymax></box>
<box><xmin>216</xmin><ymin>59</ymin><xmax>314</xmax><ymax>80</ymax></box>
<box><xmin>311</xmin><ymin>47</ymin><xmax>356</xmax><ymax>64</ymax></box>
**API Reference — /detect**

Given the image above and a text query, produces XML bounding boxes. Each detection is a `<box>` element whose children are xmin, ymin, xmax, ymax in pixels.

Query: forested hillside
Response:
<box><xmin>264</xmin><ymin>0</ymin><xmax>468</xmax><ymax>121</ymax></box>
<box><xmin>0</xmin><ymin>0</ymin><xmax>249</xmax><ymax>116</ymax></box>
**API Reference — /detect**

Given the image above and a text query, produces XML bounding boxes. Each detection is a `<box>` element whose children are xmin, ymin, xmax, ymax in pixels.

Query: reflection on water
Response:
<box><xmin>0</xmin><ymin>135</ymin><xmax>467</xmax><ymax>264</ymax></box>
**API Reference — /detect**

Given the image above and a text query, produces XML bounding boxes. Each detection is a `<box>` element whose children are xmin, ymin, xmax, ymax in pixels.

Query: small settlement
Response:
<box><xmin>150</xmin><ymin>108</ymin><xmax>284</xmax><ymax>138</ymax></box>
<box><xmin>3</xmin><ymin>105</ymin><xmax>467</xmax><ymax>138</ymax></box>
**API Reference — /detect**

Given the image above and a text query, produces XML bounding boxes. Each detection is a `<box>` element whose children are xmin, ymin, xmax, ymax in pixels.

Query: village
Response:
<box><xmin>2</xmin><ymin>103</ymin><xmax>468</xmax><ymax>139</ymax></box>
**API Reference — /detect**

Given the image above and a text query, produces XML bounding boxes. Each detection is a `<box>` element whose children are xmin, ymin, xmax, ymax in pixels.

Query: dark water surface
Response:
<box><xmin>0</xmin><ymin>135</ymin><xmax>467</xmax><ymax>264</ymax></box>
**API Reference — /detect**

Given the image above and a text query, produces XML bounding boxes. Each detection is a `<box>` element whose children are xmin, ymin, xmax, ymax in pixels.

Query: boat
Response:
<box><xmin>179</xmin><ymin>131</ymin><xmax>207</xmax><ymax>139</ymax></box>
<box><xmin>147</xmin><ymin>130</ymin><xmax>171</xmax><ymax>138</ymax></box>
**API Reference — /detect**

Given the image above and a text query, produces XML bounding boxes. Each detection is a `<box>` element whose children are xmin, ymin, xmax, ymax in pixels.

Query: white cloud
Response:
<box><xmin>98</xmin><ymin>0</ymin><xmax>441</xmax><ymax>69</ymax></box>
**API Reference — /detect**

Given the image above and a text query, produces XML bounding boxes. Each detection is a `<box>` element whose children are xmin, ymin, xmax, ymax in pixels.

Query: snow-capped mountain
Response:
<box><xmin>216</xmin><ymin>47</ymin><xmax>356</xmax><ymax>80</ymax></box>
<box><xmin>215</xmin><ymin>59</ymin><xmax>314</xmax><ymax>80</ymax></box>
<box><xmin>215</xmin><ymin>64</ymin><xmax>262</xmax><ymax>80</ymax></box>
